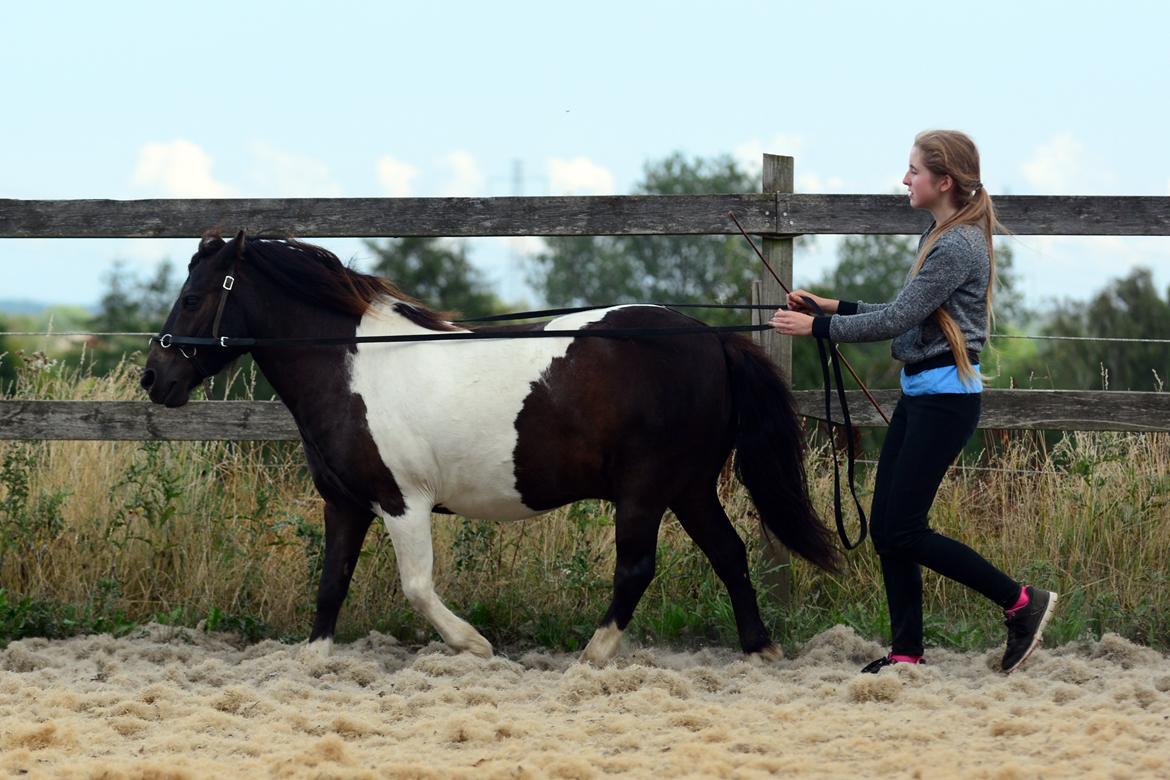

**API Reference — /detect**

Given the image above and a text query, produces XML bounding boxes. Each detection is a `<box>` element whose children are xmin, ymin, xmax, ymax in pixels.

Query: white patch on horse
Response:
<box><xmin>375</xmin><ymin>496</ymin><xmax>493</xmax><ymax>657</ymax></box>
<box><xmin>348</xmin><ymin>301</ymin><xmax>658</xmax><ymax>521</ymax></box>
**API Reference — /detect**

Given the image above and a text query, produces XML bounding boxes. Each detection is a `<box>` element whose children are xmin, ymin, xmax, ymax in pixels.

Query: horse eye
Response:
<box><xmin>182</xmin><ymin>294</ymin><xmax>200</xmax><ymax>309</ymax></box>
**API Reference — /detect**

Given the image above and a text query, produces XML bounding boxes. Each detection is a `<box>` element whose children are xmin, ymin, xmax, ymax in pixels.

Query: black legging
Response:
<box><xmin>870</xmin><ymin>392</ymin><xmax>1020</xmax><ymax>657</ymax></box>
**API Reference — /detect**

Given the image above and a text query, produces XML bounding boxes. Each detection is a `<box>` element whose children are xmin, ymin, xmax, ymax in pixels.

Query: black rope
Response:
<box><xmin>156</xmin><ymin>322</ymin><xmax>775</xmax><ymax>349</ymax></box>
<box><xmin>813</xmin><ymin>311</ymin><xmax>869</xmax><ymax>550</ymax></box>
<box><xmin>153</xmin><ymin>301</ymin><xmax>790</xmax><ymax>349</ymax></box>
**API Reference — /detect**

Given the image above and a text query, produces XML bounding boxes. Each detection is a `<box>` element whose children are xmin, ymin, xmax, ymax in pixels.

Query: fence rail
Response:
<box><xmin>3</xmin><ymin>194</ymin><xmax>1169</xmax><ymax>238</ymax></box>
<box><xmin>2</xmin><ymin>171</ymin><xmax>1169</xmax><ymax>437</ymax></box>
<box><xmin>3</xmin><ymin>391</ymin><xmax>1167</xmax><ymax>441</ymax></box>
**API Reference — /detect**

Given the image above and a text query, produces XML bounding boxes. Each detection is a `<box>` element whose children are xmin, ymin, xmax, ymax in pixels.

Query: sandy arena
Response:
<box><xmin>1</xmin><ymin>624</ymin><xmax>1168</xmax><ymax>779</ymax></box>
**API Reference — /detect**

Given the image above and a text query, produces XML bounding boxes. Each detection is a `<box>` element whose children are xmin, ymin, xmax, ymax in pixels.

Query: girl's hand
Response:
<box><xmin>787</xmin><ymin>289</ymin><xmax>837</xmax><ymax>314</ymax></box>
<box><xmin>770</xmin><ymin>308</ymin><xmax>814</xmax><ymax>336</ymax></box>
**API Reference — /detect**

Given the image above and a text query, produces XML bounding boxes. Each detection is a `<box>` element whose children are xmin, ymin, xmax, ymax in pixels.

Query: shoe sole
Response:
<box><xmin>1003</xmin><ymin>591</ymin><xmax>1059</xmax><ymax>675</ymax></box>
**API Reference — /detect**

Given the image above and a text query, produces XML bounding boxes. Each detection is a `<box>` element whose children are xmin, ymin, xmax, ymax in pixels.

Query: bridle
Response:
<box><xmin>152</xmin><ymin>260</ymin><xmax>237</xmax><ymax>377</ymax></box>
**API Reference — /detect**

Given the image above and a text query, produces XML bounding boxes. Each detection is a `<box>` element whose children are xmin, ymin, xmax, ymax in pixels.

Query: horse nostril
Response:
<box><xmin>140</xmin><ymin>369</ymin><xmax>156</xmax><ymax>391</ymax></box>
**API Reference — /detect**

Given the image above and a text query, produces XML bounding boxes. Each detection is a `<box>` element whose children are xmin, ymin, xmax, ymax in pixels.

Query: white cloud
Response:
<box><xmin>733</xmin><ymin>134</ymin><xmax>804</xmax><ymax>175</ymax></box>
<box><xmin>1021</xmin><ymin>133</ymin><xmax>1085</xmax><ymax>195</ymax></box>
<box><xmin>439</xmin><ymin>150</ymin><xmax>485</xmax><ymax>196</ymax></box>
<box><xmin>1018</xmin><ymin>133</ymin><xmax>1131</xmax><ymax>196</ymax></box>
<box><xmin>796</xmin><ymin>172</ymin><xmax>847</xmax><ymax>194</ymax></box>
<box><xmin>131</xmin><ymin>139</ymin><xmax>233</xmax><ymax>198</ymax></box>
<box><xmin>734</xmin><ymin>134</ymin><xmax>848</xmax><ymax>193</ymax></box>
<box><xmin>547</xmin><ymin>157</ymin><xmax>615</xmax><ymax>196</ymax></box>
<box><xmin>376</xmin><ymin>155</ymin><xmax>420</xmax><ymax>197</ymax></box>
<box><xmin>504</xmin><ymin>235</ymin><xmax>547</xmax><ymax>256</ymax></box>
<box><xmin>247</xmin><ymin>143</ymin><xmax>342</xmax><ymax>197</ymax></box>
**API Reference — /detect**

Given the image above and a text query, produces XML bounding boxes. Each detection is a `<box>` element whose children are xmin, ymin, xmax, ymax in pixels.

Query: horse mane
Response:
<box><xmin>199</xmin><ymin>231</ymin><xmax>459</xmax><ymax>331</ymax></box>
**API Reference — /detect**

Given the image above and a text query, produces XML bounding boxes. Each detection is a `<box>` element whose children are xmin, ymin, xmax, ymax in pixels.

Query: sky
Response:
<box><xmin>2</xmin><ymin>0</ymin><xmax>1169</xmax><ymax>312</ymax></box>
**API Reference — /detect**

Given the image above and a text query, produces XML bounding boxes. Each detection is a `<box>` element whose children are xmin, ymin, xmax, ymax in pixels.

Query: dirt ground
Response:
<box><xmin>1</xmin><ymin>623</ymin><xmax>1167</xmax><ymax>779</ymax></box>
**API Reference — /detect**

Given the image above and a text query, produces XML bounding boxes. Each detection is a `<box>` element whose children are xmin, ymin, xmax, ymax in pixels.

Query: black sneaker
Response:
<box><xmin>860</xmin><ymin>654</ymin><xmax>926</xmax><ymax>674</ymax></box>
<box><xmin>1001</xmin><ymin>586</ymin><xmax>1058</xmax><ymax>674</ymax></box>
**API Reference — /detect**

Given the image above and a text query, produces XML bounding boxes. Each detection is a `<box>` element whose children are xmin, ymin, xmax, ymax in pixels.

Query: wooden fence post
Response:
<box><xmin>751</xmin><ymin>153</ymin><xmax>795</xmax><ymax>607</ymax></box>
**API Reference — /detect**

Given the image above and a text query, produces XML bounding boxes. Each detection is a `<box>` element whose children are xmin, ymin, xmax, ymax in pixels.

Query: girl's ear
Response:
<box><xmin>938</xmin><ymin>174</ymin><xmax>953</xmax><ymax>193</ymax></box>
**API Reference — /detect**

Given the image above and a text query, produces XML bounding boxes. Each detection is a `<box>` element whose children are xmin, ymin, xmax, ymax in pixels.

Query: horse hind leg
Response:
<box><xmin>378</xmin><ymin>501</ymin><xmax>493</xmax><ymax>658</ymax></box>
<box><xmin>670</xmin><ymin>482</ymin><xmax>778</xmax><ymax>658</ymax></box>
<box><xmin>581</xmin><ymin>498</ymin><xmax>666</xmax><ymax>667</ymax></box>
<box><xmin>307</xmin><ymin>502</ymin><xmax>374</xmax><ymax>658</ymax></box>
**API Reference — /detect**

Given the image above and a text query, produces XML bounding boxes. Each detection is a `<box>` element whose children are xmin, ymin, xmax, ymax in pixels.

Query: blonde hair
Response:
<box><xmin>910</xmin><ymin>130</ymin><xmax>1009</xmax><ymax>383</ymax></box>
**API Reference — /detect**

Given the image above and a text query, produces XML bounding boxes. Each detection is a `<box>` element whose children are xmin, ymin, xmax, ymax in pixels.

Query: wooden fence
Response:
<box><xmin>2</xmin><ymin>154</ymin><xmax>1170</xmax><ymax>440</ymax></box>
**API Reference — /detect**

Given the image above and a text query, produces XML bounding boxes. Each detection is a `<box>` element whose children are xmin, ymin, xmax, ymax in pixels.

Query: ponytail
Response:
<box><xmin>909</xmin><ymin>131</ymin><xmax>1011</xmax><ymax>384</ymax></box>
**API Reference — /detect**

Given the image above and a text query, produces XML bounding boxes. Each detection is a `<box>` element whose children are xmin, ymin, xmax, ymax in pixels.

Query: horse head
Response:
<box><xmin>141</xmin><ymin>229</ymin><xmax>252</xmax><ymax>407</ymax></box>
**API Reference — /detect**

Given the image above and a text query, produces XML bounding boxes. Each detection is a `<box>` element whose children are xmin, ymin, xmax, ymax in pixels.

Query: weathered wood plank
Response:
<box><xmin>760</xmin><ymin>155</ymin><xmax>795</xmax><ymax>385</ymax></box>
<box><xmin>0</xmin><ymin>195</ymin><xmax>775</xmax><ymax>238</ymax></box>
<box><xmin>758</xmin><ymin>154</ymin><xmax>794</xmax><ymax>606</ymax></box>
<box><xmin>774</xmin><ymin>194</ymin><xmax>1170</xmax><ymax>236</ymax></box>
<box><xmin>0</xmin><ymin>401</ymin><xmax>300</xmax><ymax>441</ymax></box>
<box><xmin>2</xmin><ymin>391</ymin><xmax>1168</xmax><ymax>441</ymax></box>
<box><xmin>793</xmin><ymin>389</ymin><xmax>1170</xmax><ymax>431</ymax></box>
<box><xmin>2</xmin><ymin>194</ymin><xmax>1168</xmax><ymax>238</ymax></box>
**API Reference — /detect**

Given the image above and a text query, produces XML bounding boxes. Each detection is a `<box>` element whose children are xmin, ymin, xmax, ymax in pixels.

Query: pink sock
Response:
<box><xmin>889</xmin><ymin>653</ymin><xmax>923</xmax><ymax>664</ymax></box>
<box><xmin>1005</xmin><ymin>585</ymin><xmax>1030</xmax><ymax>616</ymax></box>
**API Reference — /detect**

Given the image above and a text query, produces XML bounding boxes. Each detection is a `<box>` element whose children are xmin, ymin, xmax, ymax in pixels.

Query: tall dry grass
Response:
<box><xmin>1</xmin><ymin>349</ymin><xmax>1168</xmax><ymax>651</ymax></box>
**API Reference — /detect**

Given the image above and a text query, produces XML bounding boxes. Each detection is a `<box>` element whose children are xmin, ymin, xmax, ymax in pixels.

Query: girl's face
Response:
<box><xmin>903</xmin><ymin>146</ymin><xmax>953</xmax><ymax>210</ymax></box>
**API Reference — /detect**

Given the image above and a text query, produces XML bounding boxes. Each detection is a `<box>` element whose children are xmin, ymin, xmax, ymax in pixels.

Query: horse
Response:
<box><xmin>140</xmin><ymin>230</ymin><xmax>840</xmax><ymax>665</ymax></box>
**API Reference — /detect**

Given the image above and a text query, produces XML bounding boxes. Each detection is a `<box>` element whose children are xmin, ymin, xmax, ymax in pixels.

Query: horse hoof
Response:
<box><xmin>462</xmin><ymin>635</ymin><xmax>494</xmax><ymax>659</ymax></box>
<box><xmin>580</xmin><ymin>624</ymin><xmax>623</xmax><ymax>667</ymax></box>
<box><xmin>751</xmin><ymin>644</ymin><xmax>783</xmax><ymax>663</ymax></box>
<box><xmin>300</xmin><ymin>637</ymin><xmax>334</xmax><ymax>660</ymax></box>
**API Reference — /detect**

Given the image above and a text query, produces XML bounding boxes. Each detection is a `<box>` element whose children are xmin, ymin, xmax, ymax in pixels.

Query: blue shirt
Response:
<box><xmin>900</xmin><ymin>363</ymin><xmax>982</xmax><ymax>395</ymax></box>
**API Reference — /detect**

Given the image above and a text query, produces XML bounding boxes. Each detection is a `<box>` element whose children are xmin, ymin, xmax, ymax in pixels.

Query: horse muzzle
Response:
<box><xmin>140</xmin><ymin>366</ymin><xmax>199</xmax><ymax>408</ymax></box>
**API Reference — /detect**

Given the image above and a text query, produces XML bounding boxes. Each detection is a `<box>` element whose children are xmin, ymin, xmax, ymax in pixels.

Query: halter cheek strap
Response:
<box><xmin>155</xmin><ymin>264</ymin><xmax>237</xmax><ymax>372</ymax></box>
<box><xmin>210</xmin><ymin>268</ymin><xmax>236</xmax><ymax>347</ymax></box>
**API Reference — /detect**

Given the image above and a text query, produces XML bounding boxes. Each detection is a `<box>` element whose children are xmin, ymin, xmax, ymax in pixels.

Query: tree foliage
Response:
<box><xmin>527</xmin><ymin>152</ymin><xmax>762</xmax><ymax>324</ymax></box>
<box><xmin>0</xmin><ymin>316</ymin><xmax>15</xmax><ymax>394</ymax></box>
<box><xmin>86</xmin><ymin>261</ymin><xmax>180</xmax><ymax>375</ymax></box>
<box><xmin>1029</xmin><ymin>267</ymin><xmax>1169</xmax><ymax>391</ymax></box>
<box><xmin>363</xmin><ymin>238</ymin><xmax>506</xmax><ymax>319</ymax></box>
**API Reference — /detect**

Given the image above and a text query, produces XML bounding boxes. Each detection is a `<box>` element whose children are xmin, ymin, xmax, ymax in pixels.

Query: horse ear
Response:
<box><xmin>233</xmin><ymin>228</ymin><xmax>247</xmax><ymax>260</ymax></box>
<box><xmin>199</xmin><ymin>234</ymin><xmax>226</xmax><ymax>254</ymax></box>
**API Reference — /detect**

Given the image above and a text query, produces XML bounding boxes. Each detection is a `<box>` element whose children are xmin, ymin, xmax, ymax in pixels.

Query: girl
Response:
<box><xmin>770</xmin><ymin>130</ymin><xmax>1057</xmax><ymax>674</ymax></box>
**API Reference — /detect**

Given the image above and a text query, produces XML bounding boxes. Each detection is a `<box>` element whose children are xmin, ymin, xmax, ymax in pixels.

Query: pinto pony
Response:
<box><xmin>141</xmin><ymin>231</ymin><xmax>839</xmax><ymax>664</ymax></box>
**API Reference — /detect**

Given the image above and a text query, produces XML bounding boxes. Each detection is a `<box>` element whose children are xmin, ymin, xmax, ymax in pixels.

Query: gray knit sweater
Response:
<box><xmin>810</xmin><ymin>221</ymin><xmax>990</xmax><ymax>364</ymax></box>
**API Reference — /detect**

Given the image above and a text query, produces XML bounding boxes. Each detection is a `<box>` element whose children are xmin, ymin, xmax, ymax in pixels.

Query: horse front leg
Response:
<box><xmin>581</xmin><ymin>497</ymin><xmax>666</xmax><ymax>666</ymax></box>
<box><xmin>307</xmin><ymin>501</ymin><xmax>374</xmax><ymax>658</ymax></box>
<box><xmin>378</xmin><ymin>499</ymin><xmax>493</xmax><ymax>658</ymax></box>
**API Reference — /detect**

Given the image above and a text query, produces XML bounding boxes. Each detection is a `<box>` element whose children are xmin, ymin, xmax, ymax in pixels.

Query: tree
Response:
<box><xmin>363</xmin><ymin>238</ymin><xmax>506</xmax><ymax>319</ymax></box>
<box><xmin>0</xmin><ymin>315</ymin><xmax>15</xmax><ymax>394</ymax></box>
<box><xmin>1029</xmin><ymin>267</ymin><xmax>1169</xmax><ymax>391</ymax></box>
<box><xmin>85</xmin><ymin>260</ymin><xmax>180</xmax><ymax>375</ymax></box>
<box><xmin>526</xmin><ymin>152</ymin><xmax>764</xmax><ymax>325</ymax></box>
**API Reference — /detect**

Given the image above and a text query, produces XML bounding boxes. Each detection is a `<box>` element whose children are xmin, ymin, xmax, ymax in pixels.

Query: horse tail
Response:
<box><xmin>720</xmin><ymin>334</ymin><xmax>841</xmax><ymax>573</ymax></box>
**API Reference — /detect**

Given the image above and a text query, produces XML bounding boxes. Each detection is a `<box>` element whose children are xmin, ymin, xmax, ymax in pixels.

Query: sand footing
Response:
<box><xmin>2</xmin><ymin>623</ymin><xmax>1168</xmax><ymax>778</ymax></box>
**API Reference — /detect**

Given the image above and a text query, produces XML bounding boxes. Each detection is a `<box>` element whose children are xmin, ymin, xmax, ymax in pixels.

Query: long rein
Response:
<box><xmin>152</xmin><ymin>218</ymin><xmax>875</xmax><ymax>549</ymax></box>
